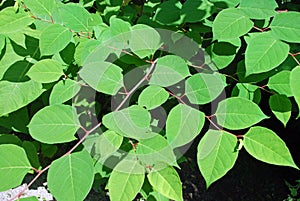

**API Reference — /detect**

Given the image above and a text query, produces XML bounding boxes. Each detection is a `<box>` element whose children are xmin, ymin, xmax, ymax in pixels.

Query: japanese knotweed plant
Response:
<box><xmin>0</xmin><ymin>0</ymin><xmax>300</xmax><ymax>200</ymax></box>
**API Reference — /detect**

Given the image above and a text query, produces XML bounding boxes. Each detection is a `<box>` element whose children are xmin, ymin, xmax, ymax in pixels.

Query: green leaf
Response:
<box><xmin>209</xmin><ymin>0</ymin><xmax>239</xmax><ymax>7</ymax></box>
<box><xmin>49</xmin><ymin>79</ymin><xmax>81</xmax><ymax>105</ymax></box>
<box><xmin>290</xmin><ymin>66</ymin><xmax>300</xmax><ymax>118</ymax></box>
<box><xmin>197</xmin><ymin>130</ymin><xmax>238</xmax><ymax>188</ymax></box>
<box><xmin>153</xmin><ymin>0</ymin><xmax>182</xmax><ymax>25</ymax></box>
<box><xmin>149</xmin><ymin>55</ymin><xmax>190</xmax><ymax>87</ymax></box>
<box><xmin>129</xmin><ymin>24</ymin><xmax>161</xmax><ymax>58</ymax></box>
<box><xmin>185</xmin><ymin>72</ymin><xmax>226</xmax><ymax>104</ymax></box>
<box><xmin>22</xmin><ymin>141</ymin><xmax>40</xmax><ymax>169</ymax></box>
<box><xmin>181</xmin><ymin>0</ymin><xmax>213</xmax><ymax>23</ymax></box>
<box><xmin>28</xmin><ymin>104</ymin><xmax>80</xmax><ymax>144</ymax></box>
<box><xmin>148</xmin><ymin>166</ymin><xmax>183</xmax><ymax>201</ymax></box>
<box><xmin>212</xmin><ymin>8</ymin><xmax>254</xmax><ymax>40</ymax></box>
<box><xmin>269</xmin><ymin>94</ymin><xmax>291</xmax><ymax>127</ymax></box>
<box><xmin>136</xmin><ymin>134</ymin><xmax>177</xmax><ymax>167</ymax></box>
<box><xmin>47</xmin><ymin>150</ymin><xmax>94</xmax><ymax>201</ymax></box>
<box><xmin>245</xmin><ymin>32</ymin><xmax>289</xmax><ymax>76</ymax></box>
<box><xmin>0</xmin><ymin>80</ymin><xmax>44</xmax><ymax>117</ymax></box>
<box><xmin>103</xmin><ymin>105</ymin><xmax>154</xmax><ymax>140</ymax></box>
<box><xmin>0</xmin><ymin>34</ymin><xmax>5</xmax><ymax>52</ymax></box>
<box><xmin>19</xmin><ymin>197</ymin><xmax>39</xmax><ymax>201</ymax></box>
<box><xmin>238</xmin><ymin>0</ymin><xmax>278</xmax><ymax>19</ymax></box>
<box><xmin>0</xmin><ymin>144</ymin><xmax>31</xmax><ymax>191</ymax></box>
<box><xmin>27</xmin><ymin>59</ymin><xmax>64</xmax><ymax>83</ymax></box>
<box><xmin>243</xmin><ymin>126</ymin><xmax>298</xmax><ymax>169</ymax></box>
<box><xmin>0</xmin><ymin>7</ymin><xmax>34</xmax><ymax>35</ymax></box>
<box><xmin>138</xmin><ymin>85</ymin><xmax>169</xmax><ymax>110</ymax></box>
<box><xmin>108</xmin><ymin>158</ymin><xmax>145</xmax><ymax>201</ymax></box>
<box><xmin>166</xmin><ymin>104</ymin><xmax>205</xmax><ymax>148</ymax></box>
<box><xmin>59</xmin><ymin>3</ymin><xmax>91</xmax><ymax>32</ymax></box>
<box><xmin>40</xmin><ymin>24</ymin><xmax>73</xmax><ymax>56</ymax></box>
<box><xmin>215</xmin><ymin>97</ymin><xmax>268</xmax><ymax>130</ymax></box>
<box><xmin>231</xmin><ymin>83</ymin><xmax>261</xmax><ymax>104</ymax></box>
<box><xmin>270</xmin><ymin>12</ymin><xmax>300</xmax><ymax>43</ymax></box>
<box><xmin>109</xmin><ymin>16</ymin><xmax>131</xmax><ymax>43</ymax></box>
<box><xmin>210</xmin><ymin>38</ymin><xmax>241</xmax><ymax>69</ymax></box>
<box><xmin>2</xmin><ymin>60</ymin><xmax>32</xmax><ymax>82</ymax></box>
<box><xmin>0</xmin><ymin>107</ymin><xmax>30</xmax><ymax>133</ymax></box>
<box><xmin>24</xmin><ymin>0</ymin><xmax>56</xmax><ymax>20</ymax></box>
<box><xmin>93</xmin><ymin>130</ymin><xmax>123</xmax><ymax>160</ymax></box>
<box><xmin>79</xmin><ymin>61</ymin><xmax>123</xmax><ymax>95</ymax></box>
<box><xmin>268</xmin><ymin>70</ymin><xmax>292</xmax><ymax>97</ymax></box>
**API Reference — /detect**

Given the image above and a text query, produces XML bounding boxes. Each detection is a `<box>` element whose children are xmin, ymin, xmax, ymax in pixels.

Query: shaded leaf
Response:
<box><xmin>269</xmin><ymin>94</ymin><xmax>291</xmax><ymax>127</ymax></box>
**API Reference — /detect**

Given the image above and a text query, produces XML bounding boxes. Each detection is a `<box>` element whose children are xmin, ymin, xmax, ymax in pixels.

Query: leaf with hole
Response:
<box><xmin>197</xmin><ymin>130</ymin><xmax>238</xmax><ymax>188</ymax></box>
<box><xmin>138</xmin><ymin>85</ymin><xmax>169</xmax><ymax>110</ymax></box>
<box><xmin>243</xmin><ymin>126</ymin><xmax>298</xmax><ymax>169</ymax></box>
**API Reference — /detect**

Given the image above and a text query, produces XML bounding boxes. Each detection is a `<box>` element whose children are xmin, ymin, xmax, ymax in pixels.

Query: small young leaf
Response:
<box><xmin>166</xmin><ymin>104</ymin><xmax>205</xmax><ymax>148</ymax></box>
<box><xmin>136</xmin><ymin>134</ymin><xmax>177</xmax><ymax>167</ymax></box>
<box><xmin>215</xmin><ymin>97</ymin><xmax>268</xmax><ymax>130</ymax></box>
<box><xmin>138</xmin><ymin>85</ymin><xmax>169</xmax><ymax>110</ymax></box>
<box><xmin>103</xmin><ymin>105</ymin><xmax>153</xmax><ymax>140</ymax></box>
<box><xmin>0</xmin><ymin>7</ymin><xmax>34</xmax><ymax>34</ymax></box>
<box><xmin>269</xmin><ymin>94</ymin><xmax>291</xmax><ymax>127</ymax></box>
<box><xmin>238</xmin><ymin>0</ymin><xmax>278</xmax><ymax>19</ymax></box>
<box><xmin>185</xmin><ymin>72</ymin><xmax>226</xmax><ymax>104</ymax></box>
<box><xmin>28</xmin><ymin>104</ymin><xmax>80</xmax><ymax>144</ymax></box>
<box><xmin>0</xmin><ymin>80</ymin><xmax>44</xmax><ymax>117</ymax></box>
<box><xmin>290</xmin><ymin>66</ymin><xmax>300</xmax><ymax>118</ymax></box>
<box><xmin>40</xmin><ymin>24</ymin><xmax>72</xmax><ymax>56</ymax></box>
<box><xmin>129</xmin><ymin>24</ymin><xmax>161</xmax><ymax>58</ymax></box>
<box><xmin>197</xmin><ymin>130</ymin><xmax>238</xmax><ymax>188</ymax></box>
<box><xmin>0</xmin><ymin>144</ymin><xmax>32</xmax><ymax>191</ymax></box>
<box><xmin>271</xmin><ymin>12</ymin><xmax>300</xmax><ymax>43</ymax></box>
<box><xmin>148</xmin><ymin>166</ymin><xmax>183</xmax><ymax>201</ymax></box>
<box><xmin>79</xmin><ymin>61</ymin><xmax>123</xmax><ymax>95</ymax></box>
<box><xmin>149</xmin><ymin>55</ymin><xmax>190</xmax><ymax>87</ymax></box>
<box><xmin>268</xmin><ymin>70</ymin><xmax>292</xmax><ymax>97</ymax></box>
<box><xmin>47</xmin><ymin>150</ymin><xmax>94</xmax><ymax>201</ymax></box>
<box><xmin>27</xmin><ymin>59</ymin><xmax>64</xmax><ymax>83</ymax></box>
<box><xmin>245</xmin><ymin>32</ymin><xmax>289</xmax><ymax>76</ymax></box>
<box><xmin>243</xmin><ymin>126</ymin><xmax>298</xmax><ymax>169</ymax></box>
<box><xmin>212</xmin><ymin>8</ymin><xmax>254</xmax><ymax>40</ymax></box>
<box><xmin>49</xmin><ymin>79</ymin><xmax>81</xmax><ymax>105</ymax></box>
<box><xmin>108</xmin><ymin>158</ymin><xmax>145</xmax><ymax>201</ymax></box>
